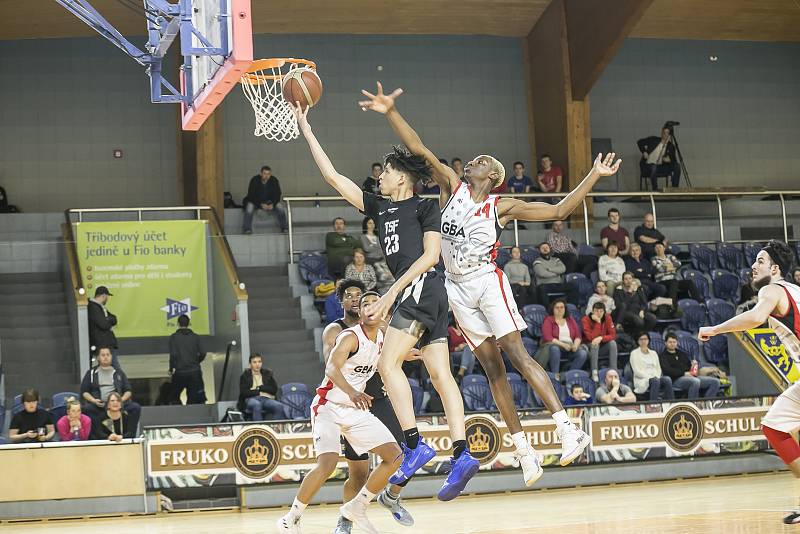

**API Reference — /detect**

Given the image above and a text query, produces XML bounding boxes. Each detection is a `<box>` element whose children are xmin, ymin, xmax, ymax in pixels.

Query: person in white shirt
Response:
<box><xmin>585</xmin><ymin>280</ymin><xmax>616</xmax><ymax>316</ymax></box>
<box><xmin>629</xmin><ymin>332</ymin><xmax>674</xmax><ymax>401</ymax></box>
<box><xmin>598</xmin><ymin>242</ymin><xmax>626</xmax><ymax>293</ymax></box>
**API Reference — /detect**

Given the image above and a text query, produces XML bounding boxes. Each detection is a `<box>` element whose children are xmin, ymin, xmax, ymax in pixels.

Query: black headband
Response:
<box><xmin>360</xmin><ymin>291</ymin><xmax>380</xmax><ymax>304</ymax></box>
<box><xmin>762</xmin><ymin>244</ymin><xmax>791</xmax><ymax>276</ymax></box>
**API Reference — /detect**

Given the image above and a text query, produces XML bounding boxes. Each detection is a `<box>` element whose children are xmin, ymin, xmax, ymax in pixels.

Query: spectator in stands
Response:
<box><xmin>56</xmin><ymin>397</ymin><xmax>92</xmax><ymax>441</ymax></box>
<box><xmin>325</xmin><ymin>217</ymin><xmax>361</xmax><ymax>279</ymax></box>
<box><xmin>80</xmin><ymin>346</ymin><xmax>141</xmax><ymax>433</ymax></box>
<box><xmin>88</xmin><ymin>285</ymin><xmax>119</xmax><ymax>368</ymax></box>
<box><xmin>564</xmin><ymin>383</ymin><xmax>592</xmax><ymax>406</ymax></box>
<box><xmin>585</xmin><ymin>280</ymin><xmax>616</xmax><ymax>316</ymax></box>
<box><xmin>547</xmin><ymin>220</ymin><xmax>597</xmax><ymax>276</ymax></box>
<box><xmin>652</xmin><ymin>242</ymin><xmax>701</xmax><ymax>303</ymax></box>
<box><xmin>362</xmin><ymin>162</ymin><xmax>382</xmax><ymax>195</ymax></box>
<box><xmin>625</xmin><ymin>243</ymin><xmax>666</xmax><ymax>299</ymax></box>
<box><xmin>596</xmin><ymin>369</ymin><xmax>636</xmax><ymax>404</ymax></box>
<box><xmin>598</xmin><ymin>241</ymin><xmax>626</xmax><ymax>293</ymax></box>
<box><xmin>600</xmin><ymin>208</ymin><xmax>631</xmax><ymax>255</ymax></box>
<box><xmin>451</xmin><ymin>158</ymin><xmax>464</xmax><ymax>180</ymax></box>
<box><xmin>630</xmin><ymin>332</ymin><xmax>674</xmax><ymax>401</ymax></box>
<box><xmin>660</xmin><ymin>333</ymin><xmax>720</xmax><ymax>398</ymax></box>
<box><xmin>792</xmin><ymin>268</ymin><xmax>800</xmax><ymax>286</ymax></box>
<box><xmin>537</xmin><ymin>154</ymin><xmax>563</xmax><ymax>202</ymax></box>
<box><xmin>638</xmin><ymin>127</ymin><xmax>680</xmax><ymax>190</ymax></box>
<box><xmin>507</xmin><ymin>161</ymin><xmax>534</xmax><ymax>194</ymax></box>
<box><xmin>344</xmin><ymin>248</ymin><xmax>377</xmax><ymax>291</ymax></box>
<box><xmin>533</xmin><ymin>242</ymin><xmax>578</xmax><ymax>306</ymax></box>
<box><xmin>634</xmin><ymin>213</ymin><xmax>667</xmax><ymax>259</ymax></box>
<box><xmin>613</xmin><ymin>272</ymin><xmax>657</xmax><ymax>333</ymax></box>
<box><xmin>505</xmin><ymin>246</ymin><xmax>533</xmax><ymax>308</ymax></box>
<box><xmin>8</xmin><ymin>388</ymin><xmax>55</xmax><ymax>443</ymax></box>
<box><xmin>538</xmin><ymin>299</ymin><xmax>588</xmax><ymax>376</ymax></box>
<box><xmin>91</xmin><ymin>391</ymin><xmax>135</xmax><ymax>441</ymax></box>
<box><xmin>238</xmin><ymin>353</ymin><xmax>285</xmax><ymax>421</ymax></box>
<box><xmin>448</xmin><ymin>322</ymin><xmax>476</xmax><ymax>384</ymax></box>
<box><xmin>242</xmin><ymin>165</ymin><xmax>288</xmax><ymax>234</ymax></box>
<box><xmin>581</xmin><ymin>302</ymin><xmax>618</xmax><ymax>383</ymax></box>
<box><xmin>168</xmin><ymin>314</ymin><xmax>207</xmax><ymax>405</ymax></box>
<box><xmin>361</xmin><ymin>217</ymin><xmax>394</xmax><ymax>292</ymax></box>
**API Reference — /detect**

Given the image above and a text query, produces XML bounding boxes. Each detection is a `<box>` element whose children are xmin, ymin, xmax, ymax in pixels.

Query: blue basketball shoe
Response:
<box><xmin>437</xmin><ymin>451</ymin><xmax>480</xmax><ymax>501</ymax></box>
<box><xmin>389</xmin><ymin>441</ymin><xmax>436</xmax><ymax>485</ymax></box>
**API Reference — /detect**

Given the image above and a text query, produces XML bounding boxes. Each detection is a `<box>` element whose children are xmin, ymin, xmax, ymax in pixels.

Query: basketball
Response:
<box><xmin>282</xmin><ymin>67</ymin><xmax>323</xmax><ymax>108</ymax></box>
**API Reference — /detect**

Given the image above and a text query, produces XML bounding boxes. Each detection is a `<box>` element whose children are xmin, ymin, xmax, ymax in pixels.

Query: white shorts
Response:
<box><xmin>762</xmin><ymin>381</ymin><xmax>800</xmax><ymax>433</ymax></box>
<box><xmin>445</xmin><ymin>268</ymin><xmax>527</xmax><ymax>349</ymax></box>
<box><xmin>311</xmin><ymin>402</ymin><xmax>396</xmax><ymax>457</ymax></box>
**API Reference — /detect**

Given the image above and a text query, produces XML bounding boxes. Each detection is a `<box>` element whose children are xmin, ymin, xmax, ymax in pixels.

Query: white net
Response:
<box><xmin>240</xmin><ymin>60</ymin><xmax>310</xmax><ymax>142</ymax></box>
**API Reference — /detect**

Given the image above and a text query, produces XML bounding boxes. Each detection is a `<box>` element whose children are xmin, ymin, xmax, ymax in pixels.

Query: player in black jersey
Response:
<box><xmin>293</xmin><ymin>104</ymin><xmax>479</xmax><ymax>502</ymax></box>
<box><xmin>321</xmin><ymin>280</ymin><xmax>414</xmax><ymax>533</ymax></box>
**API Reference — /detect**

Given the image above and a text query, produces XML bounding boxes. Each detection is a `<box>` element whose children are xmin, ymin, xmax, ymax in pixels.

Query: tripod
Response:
<box><xmin>668</xmin><ymin>127</ymin><xmax>692</xmax><ymax>188</ymax></box>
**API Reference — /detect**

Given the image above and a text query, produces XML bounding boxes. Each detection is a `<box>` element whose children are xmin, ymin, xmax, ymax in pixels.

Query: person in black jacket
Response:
<box><xmin>81</xmin><ymin>347</ymin><xmax>141</xmax><ymax>434</ymax></box>
<box><xmin>613</xmin><ymin>272</ymin><xmax>657</xmax><ymax>334</ymax></box>
<box><xmin>659</xmin><ymin>333</ymin><xmax>720</xmax><ymax>399</ymax></box>
<box><xmin>168</xmin><ymin>315</ymin><xmax>207</xmax><ymax>405</ymax></box>
<box><xmin>238</xmin><ymin>353</ymin><xmax>284</xmax><ymax>420</ymax></box>
<box><xmin>88</xmin><ymin>286</ymin><xmax>119</xmax><ymax>367</ymax></box>
<box><xmin>242</xmin><ymin>165</ymin><xmax>288</xmax><ymax>234</ymax></box>
<box><xmin>637</xmin><ymin>127</ymin><xmax>681</xmax><ymax>190</ymax></box>
<box><xmin>91</xmin><ymin>391</ymin><xmax>135</xmax><ymax>441</ymax></box>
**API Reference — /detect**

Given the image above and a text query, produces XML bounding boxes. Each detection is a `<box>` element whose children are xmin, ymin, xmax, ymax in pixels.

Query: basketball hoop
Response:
<box><xmin>240</xmin><ymin>58</ymin><xmax>317</xmax><ymax>142</ymax></box>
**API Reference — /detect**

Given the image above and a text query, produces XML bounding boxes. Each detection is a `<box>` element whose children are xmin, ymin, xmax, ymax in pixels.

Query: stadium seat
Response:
<box><xmin>520</xmin><ymin>246</ymin><xmax>539</xmax><ymax>268</ymax></box>
<box><xmin>683</xmin><ymin>269</ymin><xmax>711</xmax><ymax>300</ymax></box>
<box><xmin>461</xmin><ymin>374</ymin><xmax>493</xmax><ymax>412</ymax></box>
<box><xmin>11</xmin><ymin>394</ymin><xmax>23</xmax><ymax>416</ymax></box>
<box><xmin>299</xmin><ymin>252</ymin><xmax>331</xmax><ymax>283</ymax></box>
<box><xmin>281</xmin><ymin>390</ymin><xmax>312</xmax><ymax>419</ymax></box>
<box><xmin>598</xmin><ymin>367</ymin><xmax>625</xmax><ymax>386</ymax></box>
<box><xmin>523</xmin><ymin>304</ymin><xmax>547</xmax><ymax>339</ymax></box>
<box><xmin>711</xmin><ymin>270</ymin><xmax>740</xmax><ymax>302</ymax></box>
<box><xmin>281</xmin><ymin>383</ymin><xmax>309</xmax><ymax>397</ymax></box>
<box><xmin>738</xmin><ymin>267</ymin><xmax>752</xmax><ymax>286</ymax></box>
<box><xmin>0</xmin><ymin>436</ymin><xmax>6</xmax><ymax>445</ymax></box>
<box><xmin>703</xmin><ymin>334</ymin><xmax>729</xmax><ymax>365</ymax></box>
<box><xmin>675</xmin><ymin>331</ymin><xmax>701</xmax><ymax>360</ymax></box>
<box><xmin>579</xmin><ymin>243</ymin><xmax>598</xmax><ymax>257</ymax></box>
<box><xmin>648</xmin><ymin>332</ymin><xmax>665</xmax><ymax>356</ymax></box>
<box><xmin>521</xmin><ymin>336</ymin><xmax>538</xmax><ymax>357</ymax></box>
<box><xmin>506</xmin><ymin>372</ymin><xmax>533</xmax><ymax>409</ymax></box>
<box><xmin>706</xmin><ymin>298</ymin><xmax>735</xmax><ymax>325</ymax></box>
<box><xmin>678</xmin><ymin>300</ymin><xmax>707</xmax><ymax>333</ymax></box>
<box><xmin>565</xmin><ymin>375</ymin><xmax>596</xmax><ymax>401</ymax></box>
<box><xmin>50</xmin><ymin>392</ymin><xmax>80</xmax><ymax>421</ymax></box>
<box><xmin>690</xmin><ymin>244</ymin><xmax>716</xmax><ymax>273</ymax></box>
<box><xmin>495</xmin><ymin>247</ymin><xmax>511</xmax><ymax>268</ymax></box>
<box><xmin>566</xmin><ymin>273</ymin><xmax>593</xmax><ymax>308</ymax></box>
<box><xmin>744</xmin><ymin>242</ymin><xmax>763</xmax><ymax>267</ymax></box>
<box><xmin>566</xmin><ymin>303</ymin><xmax>583</xmax><ymax>326</ymax></box>
<box><xmin>716</xmin><ymin>244</ymin><xmax>745</xmax><ymax>273</ymax></box>
<box><xmin>533</xmin><ymin>372</ymin><xmax>565</xmax><ymax>406</ymax></box>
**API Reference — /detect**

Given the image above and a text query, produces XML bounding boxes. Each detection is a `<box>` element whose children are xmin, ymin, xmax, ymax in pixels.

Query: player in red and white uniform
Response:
<box><xmin>360</xmin><ymin>83</ymin><xmax>621</xmax><ymax>484</ymax></box>
<box><xmin>699</xmin><ymin>240</ymin><xmax>800</xmax><ymax>525</ymax></box>
<box><xmin>277</xmin><ymin>291</ymin><xmax>401</xmax><ymax>534</ymax></box>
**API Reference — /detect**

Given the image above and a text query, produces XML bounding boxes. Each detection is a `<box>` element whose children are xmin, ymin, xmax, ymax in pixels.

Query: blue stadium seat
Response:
<box><xmin>598</xmin><ymin>367</ymin><xmax>625</xmax><ymax>386</ymax></box>
<box><xmin>520</xmin><ymin>246</ymin><xmax>540</xmax><ymax>269</ymax></box>
<box><xmin>52</xmin><ymin>392</ymin><xmax>80</xmax><ymax>408</ymax></box>
<box><xmin>0</xmin><ymin>436</ymin><xmax>6</xmax><ymax>445</ymax></box>
<box><xmin>690</xmin><ymin>244</ymin><xmax>717</xmax><ymax>273</ymax></box>
<box><xmin>648</xmin><ymin>332</ymin><xmax>665</xmax><ymax>356</ymax></box>
<box><xmin>744</xmin><ymin>242</ymin><xmax>763</xmax><ymax>267</ymax></box>
<box><xmin>533</xmin><ymin>372</ymin><xmax>565</xmax><ymax>406</ymax></box>
<box><xmin>506</xmin><ymin>372</ymin><xmax>533</xmax><ymax>409</ymax></box>
<box><xmin>579</xmin><ymin>243</ymin><xmax>598</xmax><ymax>257</ymax></box>
<box><xmin>683</xmin><ymin>268</ymin><xmax>711</xmax><ymax>300</ymax></box>
<box><xmin>706</xmin><ymin>298</ymin><xmax>735</xmax><ymax>325</ymax></box>
<box><xmin>523</xmin><ymin>304</ymin><xmax>547</xmax><ymax>339</ymax></box>
<box><xmin>281</xmin><ymin>383</ymin><xmax>309</xmax><ymax>397</ymax></box>
<box><xmin>11</xmin><ymin>395</ymin><xmax>23</xmax><ymax>416</ymax></box>
<box><xmin>703</xmin><ymin>334</ymin><xmax>729</xmax><ymax>365</ymax></box>
<box><xmin>566</xmin><ymin>273</ymin><xmax>593</xmax><ymax>308</ymax></box>
<box><xmin>716</xmin><ymin>244</ymin><xmax>745</xmax><ymax>273</ymax></box>
<box><xmin>461</xmin><ymin>374</ymin><xmax>493</xmax><ymax>412</ymax></box>
<box><xmin>565</xmin><ymin>376</ymin><xmax>596</xmax><ymax>402</ymax></box>
<box><xmin>298</xmin><ymin>252</ymin><xmax>331</xmax><ymax>283</ymax></box>
<box><xmin>566</xmin><ymin>303</ymin><xmax>583</xmax><ymax>327</ymax></box>
<box><xmin>711</xmin><ymin>270</ymin><xmax>740</xmax><ymax>303</ymax></box>
<box><xmin>521</xmin><ymin>336</ymin><xmax>538</xmax><ymax>357</ymax></box>
<box><xmin>738</xmin><ymin>267</ymin><xmax>752</xmax><ymax>286</ymax></box>
<box><xmin>675</xmin><ymin>331</ymin><xmax>701</xmax><ymax>360</ymax></box>
<box><xmin>563</xmin><ymin>369</ymin><xmax>590</xmax><ymax>384</ymax></box>
<box><xmin>495</xmin><ymin>247</ymin><xmax>511</xmax><ymax>268</ymax></box>
<box><xmin>679</xmin><ymin>300</ymin><xmax>708</xmax><ymax>333</ymax></box>
<box><xmin>280</xmin><ymin>390</ymin><xmax>312</xmax><ymax>419</ymax></box>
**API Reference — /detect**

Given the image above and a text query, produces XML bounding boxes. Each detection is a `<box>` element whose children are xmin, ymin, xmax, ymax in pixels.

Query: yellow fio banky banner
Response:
<box><xmin>75</xmin><ymin>220</ymin><xmax>209</xmax><ymax>337</ymax></box>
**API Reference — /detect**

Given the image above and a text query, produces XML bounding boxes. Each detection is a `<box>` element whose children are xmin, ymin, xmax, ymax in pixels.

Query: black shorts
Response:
<box><xmin>390</xmin><ymin>270</ymin><xmax>449</xmax><ymax>347</ymax></box>
<box><xmin>342</xmin><ymin>396</ymin><xmax>404</xmax><ymax>461</ymax></box>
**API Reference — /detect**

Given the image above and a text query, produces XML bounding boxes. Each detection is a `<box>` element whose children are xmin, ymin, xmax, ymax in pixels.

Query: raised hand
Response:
<box><xmin>592</xmin><ymin>152</ymin><xmax>622</xmax><ymax>177</ymax></box>
<box><xmin>290</xmin><ymin>102</ymin><xmax>311</xmax><ymax>133</ymax></box>
<box><xmin>358</xmin><ymin>82</ymin><xmax>404</xmax><ymax>114</ymax></box>
<box><xmin>698</xmin><ymin>326</ymin><xmax>717</xmax><ymax>342</ymax></box>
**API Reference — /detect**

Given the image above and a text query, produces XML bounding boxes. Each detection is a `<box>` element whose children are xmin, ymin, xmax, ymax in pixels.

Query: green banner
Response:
<box><xmin>75</xmin><ymin>221</ymin><xmax>210</xmax><ymax>337</ymax></box>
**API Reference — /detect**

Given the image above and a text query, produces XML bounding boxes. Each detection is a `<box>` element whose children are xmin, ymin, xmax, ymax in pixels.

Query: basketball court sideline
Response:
<box><xmin>2</xmin><ymin>472</ymin><xmax>795</xmax><ymax>533</ymax></box>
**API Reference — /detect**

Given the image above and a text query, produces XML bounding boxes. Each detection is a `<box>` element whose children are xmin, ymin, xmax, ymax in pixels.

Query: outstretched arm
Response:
<box><xmin>291</xmin><ymin>105</ymin><xmax>364</xmax><ymax>211</ymax></box>
<box><xmin>698</xmin><ymin>285</ymin><xmax>781</xmax><ymax>340</ymax></box>
<box><xmin>359</xmin><ymin>83</ymin><xmax>459</xmax><ymax>201</ymax></box>
<box><xmin>497</xmin><ymin>153</ymin><xmax>621</xmax><ymax>224</ymax></box>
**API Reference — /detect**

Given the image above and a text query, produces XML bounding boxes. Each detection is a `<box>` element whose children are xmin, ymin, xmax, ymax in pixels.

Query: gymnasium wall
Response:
<box><xmin>222</xmin><ymin>34</ymin><xmax>530</xmax><ymax>202</ymax></box>
<box><xmin>0</xmin><ymin>38</ymin><xmax>178</xmax><ymax>213</ymax></box>
<box><xmin>590</xmin><ymin>38</ymin><xmax>800</xmax><ymax>190</ymax></box>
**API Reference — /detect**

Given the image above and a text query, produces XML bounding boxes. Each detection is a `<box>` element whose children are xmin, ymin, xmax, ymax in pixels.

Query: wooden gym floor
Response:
<box><xmin>3</xmin><ymin>472</ymin><xmax>796</xmax><ymax>533</ymax></box>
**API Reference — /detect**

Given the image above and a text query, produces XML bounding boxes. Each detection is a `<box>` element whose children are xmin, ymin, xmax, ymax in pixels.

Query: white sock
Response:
<box><xmin>356</xmin><ymin>487</ymin><xmax>376</xmax><ymax>505</ymax></box>
<box><xmin>510</xmin><ymin>431</ymin><xmax>529</xmax><ymax>451</ymax></box>
<box><xmin>289</xmin><ymin>498</ymin><xmax>307</xmax><ymax>518</ymax></box>
<box><xmin>552</xmin><ymin>410</ymin><xmax>570</xmax><ymax>429</ymax></box>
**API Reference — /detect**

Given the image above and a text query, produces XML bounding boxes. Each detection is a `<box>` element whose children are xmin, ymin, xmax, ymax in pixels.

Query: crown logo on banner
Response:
<box><xmin>245</xmin><ymin>438</ymin><xmax>270</xmax><ymax>465</ymax></box>
<box><xmin>468</xmin><ymin>427</ymin><xmax>491</xmax><ymax>453</ymax></box>
<box><xmin>672</xmin><ymin>415</ymin><xmax>694</xmax><ymax>440</ymax></box>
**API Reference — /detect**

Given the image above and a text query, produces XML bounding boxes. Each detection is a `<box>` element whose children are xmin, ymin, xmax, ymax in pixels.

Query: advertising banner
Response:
<box><xmin>75</xmin><ymin>221</ymin><xmax>209</xmax><ymax>337</ymax></box>
<box><xmin>743</xmin><ymin>327</ymin><xmax>799</xmax><ymax>388</ymax></box>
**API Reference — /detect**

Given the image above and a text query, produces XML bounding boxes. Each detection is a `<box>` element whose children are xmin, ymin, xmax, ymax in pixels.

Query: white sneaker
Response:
<box><xmin>340</xmin><ymin>499</ymin><xmax>378</xmax><ymax>534</ymax></box>
<box><xmin>277</xmin><ymin>513</ymin><xmax>302</xmax><ymax>534</ymax></box>
<box><xmin>513</xmin><ymin>446</ymin><xmax>543</xmax><ymax>487</ymax></box>
<box><xmin>558</xmin><ymin>423</ymin><xmax>589</xmax><ymax>466</ymax></box>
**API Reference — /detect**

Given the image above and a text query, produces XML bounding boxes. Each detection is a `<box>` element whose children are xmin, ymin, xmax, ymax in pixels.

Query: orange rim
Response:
<box><xmin>240</xmin><ymin>58</ymin><xmax>317</xmax><ymax>85</ymax></box>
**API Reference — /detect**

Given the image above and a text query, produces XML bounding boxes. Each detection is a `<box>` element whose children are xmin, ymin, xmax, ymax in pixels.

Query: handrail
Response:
<box><xmin>63</xmin><ymin>206</ymin><xmax>246</xmax><ymax>301</ymax></box>
<box><xmin>283</xmin><ymin>189</ymin><xmax>800</xmax><ymax>261</ymax></box>
<box><xmin>60</xmin><ymin>222</ymin><xmax>88</xmax><ymax>305</ymax></box>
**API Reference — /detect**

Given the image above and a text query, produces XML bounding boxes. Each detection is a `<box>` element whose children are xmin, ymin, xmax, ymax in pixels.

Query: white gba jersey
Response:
<box><xmin>312</xmin><ymin>325</ymin><xmax>384</xmax><ymax>413</ymax></box>
<box><xmin>440</xmin><ymin>182</ymin><xmax>504</xmax><ymax>281</ymax></box>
